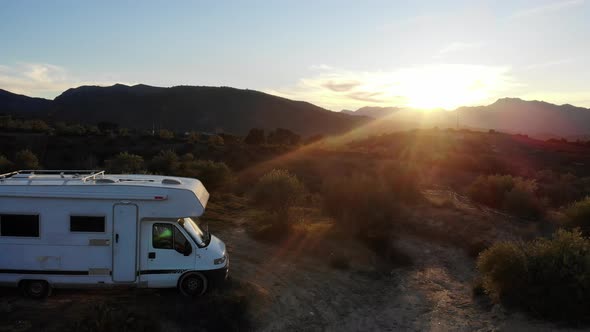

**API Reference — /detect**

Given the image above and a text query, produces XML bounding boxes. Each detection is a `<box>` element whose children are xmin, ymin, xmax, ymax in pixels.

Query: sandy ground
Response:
<box><xmin>0</xmin><ymin>191</ymin><xmax>582</xmax><ymax>331</ymax></box>
<box><xmin>218</xmin><ymin>224</ymin><xmax>567</xmax><ymax>331</ymax></box>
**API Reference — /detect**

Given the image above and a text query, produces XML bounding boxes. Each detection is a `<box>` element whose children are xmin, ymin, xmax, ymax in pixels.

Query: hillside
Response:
<box><xmin>0</xmin><ymin>85</ymin><xmax>368</xmax><ymax>136</ymax></box>
<box><xmin>341</xmin><ymin>106</ymin><xmax>402</xmax><ymax>119</ymax></box>
<box><xmin>0</xmin><ymin>89</ymin><xmax>52</xmax><ymax>115</ymax></box>
<box><xmin>351</xmin><ymin>98</ymin><xmax>590</xmax><ymax>138</ymax></box>
<box><xmin>456</xmin><ymin>98</ymin><xmax>590</xmax><ymax>137</ymax></box>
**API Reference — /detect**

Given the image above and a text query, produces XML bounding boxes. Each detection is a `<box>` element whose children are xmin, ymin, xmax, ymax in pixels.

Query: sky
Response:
<box><xmin>0</xmin><ymin>0</ymin><xmax>589</xmax><ymax>110</ymax></box>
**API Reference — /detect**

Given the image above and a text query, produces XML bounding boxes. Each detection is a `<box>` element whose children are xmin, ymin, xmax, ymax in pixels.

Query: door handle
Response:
<box><xmin>115</xmin><ymin>234</ymin><xmax>119</xmax><ymax>243</ymax></box>
<box><xmin>148</xmin><ymin>252</ymin><xmax>156</xmax><ymax>259</ymax></box>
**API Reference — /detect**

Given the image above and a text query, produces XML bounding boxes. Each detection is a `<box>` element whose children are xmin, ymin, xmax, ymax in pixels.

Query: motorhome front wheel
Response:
<box><xmin>22</xmin><ymin>280</ymin><xmax>51</xmax><ymax>299</ymax></box>
<box><xmin>179</xmin><ymin>272</ymin><xmax>208</xmax><ymax>296</ymax></box>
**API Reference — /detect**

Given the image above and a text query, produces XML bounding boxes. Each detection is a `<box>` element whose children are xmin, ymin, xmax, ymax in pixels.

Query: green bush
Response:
<box><xmin>477</xmin><ymin>229</ymin><xmax>590</xmax><ymax>321</ymax></box>
<box><xmin>535</xmin><ymin>170</ymin><xmax>589</xmax><ymax>207</ymax></box>
<box><xmin>0</xmin><ymin>155</ymin><xmax>14</xmax><ymax>173</ymax></box>
<box><xmin>502</xmin><ymin>187</ymin><xmax>545</xmax><ymax>219</ymax></box>
<box><xmin>563</xmin><ymin>197</ymin><xmax>590</xmax><ymax>233</ymax></box>
<box><xmin>149</xmin><ymin>150</ymin><xmax>179</xmax><ymax>174</ymax></box>
<box><xmin>322</xmin><ymin>162</ymin><xmax>421</xmax><ymax>237</ymax></box>
<box><xmin>250</xmin><ymin>169</ymin><xmax>305</xmax><ymax>216</ymax></box>
<box><xmin>468</xmin><ymin>174</ymin><xmax>544</xmax><ymax>219</ymax></box>
<box><xmin>14</xmin><ymin>149</ymin><xmax>40</xmax><ymax>170</ymax></box>
<box><xmin>105</xmin><ymin>152</ymin><xmax>145</xmax><ymax>173</ymax></box>
<box><xmin>468</xmin><ymin>174</ymin><xmax>515</xmax><ymax>208</ymax></box>
<box><xmin>179</xmin><ymin>160</ymin><xmax>233</xmax><ymax>190</ymax></box>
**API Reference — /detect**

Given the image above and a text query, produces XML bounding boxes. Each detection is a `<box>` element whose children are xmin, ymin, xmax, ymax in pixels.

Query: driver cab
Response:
<box><xmin>138</xmin><ymin>217</ymin><xmax>211</xmax><ymax>288</ymax></box>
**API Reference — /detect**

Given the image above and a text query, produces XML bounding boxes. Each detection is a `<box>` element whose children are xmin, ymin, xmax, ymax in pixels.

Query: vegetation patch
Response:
<box><xmin>563</xmin><ymin>197</ymin><xmax>590</xmax><ymax>234</ymax></box>
<box><xmin>477</xmin><ymin>229</ymin><xmax>590</xmax><ymax>322</ymax></box>
<box><xmin>468</xmin><ymin>174</ymin><xmax>545</xmax><ymax>219</ymax></box>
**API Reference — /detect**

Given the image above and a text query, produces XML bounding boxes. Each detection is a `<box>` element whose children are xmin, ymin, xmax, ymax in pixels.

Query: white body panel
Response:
<box><xmin>0</xmin><ymin>172</ymin><xmax>228</xmax><ymax>290</ymax></box>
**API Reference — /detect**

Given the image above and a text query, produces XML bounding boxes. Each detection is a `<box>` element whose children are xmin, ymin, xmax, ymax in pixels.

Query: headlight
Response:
<box><xmin>214</xmin><ymin>255</ymin><xmax>227</xmax><ymax>265</ymax></box>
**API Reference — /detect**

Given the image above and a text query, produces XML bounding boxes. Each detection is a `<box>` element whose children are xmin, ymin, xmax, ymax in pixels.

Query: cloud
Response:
<box><xmin>0</xmin><ymin>63</ymin><xmax>122</xmax><ymax>99</ymax></box>
<box><xmin>510</xmin><ymin>0</ymin><xmax>585</xmax><ymax>19</ymax></box>
<box><xmin>267</xmin><ymin>64</ymin><xmax>517</xmax><ymax>111</ymax></box>
<box><xmin>523</xmin><ymin>58</ymin><xmax>576</xmax><ymax>70</ymax></box>
<box><xmin>320</xmin><ymin>80</ymin><xmax>361</xmax><ymax>92</ymax></box>
<box><xmin>437</xmin><ymin>42</ymin><xmax>484</xmax><ymax>55</ymax></box>
<box><xmin>309</xmin><ymin>64</ymin><xmax>334</xmax><ymax>71</ymax></box>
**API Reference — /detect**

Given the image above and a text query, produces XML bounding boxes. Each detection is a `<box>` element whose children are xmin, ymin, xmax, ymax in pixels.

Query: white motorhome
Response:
<box><xmin>0</xmin><ymin>170</ymin><xmax>228</xmax><ymax>298</ymax></box>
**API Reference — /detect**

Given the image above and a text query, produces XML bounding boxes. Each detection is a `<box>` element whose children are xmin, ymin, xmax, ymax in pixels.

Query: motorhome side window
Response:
<box><xmin>70</xmin><ymin>216</ymin><xmax>105</xmax><ymax>232</ymax></box>
<box><xmin>0</xmin><ymin>214</ymin><xmax>40</xmax><ymax>237</ymax></box>
<box><xmin>152</xmin><ymin>223</ymin><xmax>191</xmax><ymax>254</ymax></box>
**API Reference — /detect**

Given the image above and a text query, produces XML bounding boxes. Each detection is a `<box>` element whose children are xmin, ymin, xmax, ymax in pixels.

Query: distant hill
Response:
<box><xmin>455</xmin><ymin>98</ymin><xmax>590</xmax><ymax>137</ymax></box>
<box><xmin>341</xmin><ymin>106</ymin><xmax>402</xmax><ymax>119</ymax></box>
<box><xmin>0</xmin><ymin>89</ymin><xmax>52</xmax><ymax>115</ymax></box>
<box><xmin>350</xmin><ymin>98</ymin><xmax>590</xmax><ymax>138</ymax></box>
<box><xmin>0</xmin><ymin>84</ymin><xmax>368</xmax><ymax>136</ymax></box>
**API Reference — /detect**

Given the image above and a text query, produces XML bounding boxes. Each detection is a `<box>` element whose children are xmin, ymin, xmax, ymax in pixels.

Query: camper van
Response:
<box><xmin>0</xmin><ymin>170</ymin><xmax>228</xmax><ymax>298</ymax></box>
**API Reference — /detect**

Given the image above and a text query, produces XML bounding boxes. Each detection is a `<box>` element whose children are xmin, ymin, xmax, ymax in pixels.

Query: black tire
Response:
<box><xmin>22</xmin><ymin>280</ymin><xmax>51</xmax><ymax>299</ymax></box>
<box><xmin>178</xmin><ymin>272</ymin><xmax>208</xmax><ymax>297</ymax></box>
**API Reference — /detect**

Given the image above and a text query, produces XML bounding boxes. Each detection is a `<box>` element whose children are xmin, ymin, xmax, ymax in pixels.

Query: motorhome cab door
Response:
<box><xmin>139</xmin><ymin>220</ymin><xmax>195</xmax><ymax>287</ymax></box>
<box><xmin>112</xmin><ymin>204</ymin><xmax>138</xmax><ymax>282</ymax></box>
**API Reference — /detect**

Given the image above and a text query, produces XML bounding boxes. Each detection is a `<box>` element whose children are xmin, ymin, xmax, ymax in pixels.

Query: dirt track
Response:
<box><xmin>218</xmin><ymin>222</ymin><xmax>564</xmax><ymax>331</ymax></box>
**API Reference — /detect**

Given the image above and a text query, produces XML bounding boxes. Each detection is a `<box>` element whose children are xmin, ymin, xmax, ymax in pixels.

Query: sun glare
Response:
<box><xmin>398</xmin><ymin>65</ymin><xmax>505</xmax><ymax>110</ymax></box>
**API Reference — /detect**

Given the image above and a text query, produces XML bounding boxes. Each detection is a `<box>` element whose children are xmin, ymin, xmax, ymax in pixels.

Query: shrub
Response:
<box><xmin>244</xmin><ymin>128</ymin><xmax>265</xmax><ymax>145</ymax></box>
<box><xmin>0</xmin><ymin>155</ymin><xmax>14</xmax><ymax>173</ymax></box>
<box><xmin>250</xmin><ymin>169</ymin><xmax>305</xmax><ymax>216</ymax></box>
<box><xmin>477</xmin><ymin>229</ymin><xmax>590</xmax><ymax>321</ymax></box>
<box><xmin>14</xmin><ymin>149</ymin><xmax>40</xmax><ymax>170</ymax></box>
<box><xmin>179</xmin><ymin>160</ymin><xmax>233</xmax><ymax>191</ymax></box>
<box><xmin>105</xmin><ymin>152</ymin><xmax>145</xmax><ymax>173</ymax></box>
<box><xmin>208</xmin><ymin>135</ymin><xmax>225</xmax><ymax>146</ymax></box>
<box><xmin>158</xmin><ymin>129</ymin><xmax>174</xmax><ymax>140</ymax></box>
<box><xmin>322</xmin><ymin>162</ymin><xmax>421</xmax><ymax>237</ymax></box>
<box><xmin>149</xmin><ymin>150</ymin><xmax>179</xmax><ymax>174</ymax></box>
<box><xmin>502</xmin><ymin>187</ymin><xmax>544</xmax><ymax>219</ymax></box>
<box><xmin>563</xmin><ymin>197</ymin><xmax>590</xmax><ymax>233</ymax></box>
<box><xmin>468</xmin><ymin>175</ymin><xmax>544</xmax><ymax>219</ymax></box>
<box><xmin>535</xmin><ymin>170</ymin><xmax>588</xmax><ymax>207</ymax></box>
<box><xmin>468</xmin><ymin>174</ymin><xmax>515</xmax><ymax>208</ymax></box>
<box><xmin>267</xmin><ymin>128</ymin><xmax>301</xmax><ymax>146</ymax></box>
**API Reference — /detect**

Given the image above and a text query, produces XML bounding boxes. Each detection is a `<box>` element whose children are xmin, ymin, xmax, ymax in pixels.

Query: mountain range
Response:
<box><xmin>341</xmin><ymin>106</ymin><xmax>403</xmax><ymax>119</ymax></box>
<box><xmin>341</xmin><ymin>99</ymin><xmax>590</xmax><ymax>138</ymax></box>
<box><xmin>0</xmin><ymin>84</ymin><xmax>368</xmax><ymax>136</ymax></box>
<box><xmin>1</xmin><ymin>84</ymin><xmax>590</xmax><ymax>138</ymax></box>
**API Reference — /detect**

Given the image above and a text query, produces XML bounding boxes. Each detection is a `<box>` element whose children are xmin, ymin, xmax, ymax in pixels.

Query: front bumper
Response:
<box><xmin>203</xmin><ymin>260</ymin><xmax>229</xmax><ymax>287</ymax></box>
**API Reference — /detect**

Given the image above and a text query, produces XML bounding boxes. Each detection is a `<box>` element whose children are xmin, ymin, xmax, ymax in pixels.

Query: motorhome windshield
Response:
<box><xmin>179</xmin><ymin>217</ymin><xmax>210</xmax><ymax>248</ymax></box>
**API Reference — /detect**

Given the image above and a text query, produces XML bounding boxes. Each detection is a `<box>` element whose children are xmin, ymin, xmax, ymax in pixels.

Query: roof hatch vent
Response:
<box><xmin>162</xmin><ymin>178</ymin><xmax>182</xmax><ymax>185</ymax></box>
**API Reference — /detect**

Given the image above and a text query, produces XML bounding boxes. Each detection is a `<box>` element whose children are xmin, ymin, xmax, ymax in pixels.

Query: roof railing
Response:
<box><xmin>0</xmin><ymin>170</ymin><xmax>105</xmax><ymax>182</ymax></box>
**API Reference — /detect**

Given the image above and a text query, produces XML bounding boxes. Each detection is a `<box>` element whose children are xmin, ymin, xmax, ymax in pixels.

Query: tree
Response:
<box><xmin>244</xmin><ymin>128</ymin><xmax>265</xmax><ymax>145</ymax></box>
<box><xmin>15</xmin><ymin>149</ymin><xmax>40</xmax><ymax>170</ymax></box>
<box><xmin>267</xmin><ymin>128</ymin><xmax>301</xmax><ymax>145</ymax></box>
<box><xmin>105</xmin><ymin>152</ymin><xmax>145</xmax><ymax>173</ymax></box>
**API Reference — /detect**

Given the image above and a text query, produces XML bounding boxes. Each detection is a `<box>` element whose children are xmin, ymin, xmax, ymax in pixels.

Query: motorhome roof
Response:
<box><xmin>0</xmin><ymin>170</ymin><xmax>196</xmax><ymax>190</ymax></box>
